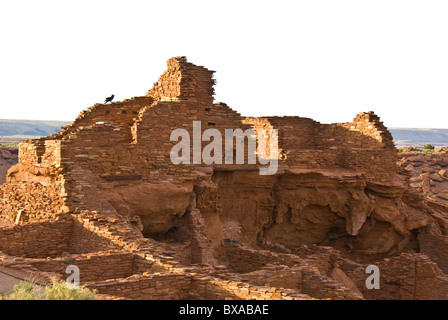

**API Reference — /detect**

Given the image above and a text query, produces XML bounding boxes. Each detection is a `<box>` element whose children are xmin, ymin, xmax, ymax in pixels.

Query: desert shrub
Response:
<box><xmin>0</xmin><ymin>281</ymin><xmax>42</xmax><ymax>300</ymax></box>
<box><xmin>44</xmin><ymin>278</ymin><xmax>97</xmax><ymax>300</ymax></box>
<box><xmin>0</xmin><ymin>278</ymin><xmax>97</xmax><ymax>300</ymax></box>
<box><xmin>0</xmin><ymin>143</ymin><xmax>18</xmax><ymax>148</ymax></box>
<box><xmin>423</xmin><ymin>144</ymin><xmax>435</xmax><ymax>150</ymax></box>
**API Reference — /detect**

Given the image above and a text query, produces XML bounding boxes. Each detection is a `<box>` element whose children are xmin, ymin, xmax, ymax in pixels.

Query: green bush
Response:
<box><xmin>0</xmin><ymin>278</ymin><xmax>97</xmax><ymax>300</ymax></box>
<box><xmin>423</xmin><ymin>144</ymin><xmax>435</xmax><ymax>150</ymax></box>
<box><xmin>44</xmin><ymin>278</ymin><xmax>97</xmax><ymax>300</ymax></box>
<box><xmin>0</xmin><ymin>281</ymin><xmax>42</xmax><ymax>300</ymax></box>
<box><xmin>0</xmin><ymin>143</ymin><xmax>18</xmax><ymax>148</ymax></box>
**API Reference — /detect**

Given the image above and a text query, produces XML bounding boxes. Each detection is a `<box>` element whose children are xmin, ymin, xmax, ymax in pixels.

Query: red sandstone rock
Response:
<box><xmin>0</xmin><ymin>148</ymin><xmax>18</xmax><ymax>185</ymax></box>
<box><xmin>106</xmin><ymin>182</ymin><xmax>193</xmax><ymax>235</ymax></box>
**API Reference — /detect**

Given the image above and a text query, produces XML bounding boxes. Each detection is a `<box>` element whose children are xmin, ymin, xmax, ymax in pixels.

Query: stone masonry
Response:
<box><xmin>1</xmin><ymin>57</ymin><xmax>448</xmax><ymax>300</ymax></box>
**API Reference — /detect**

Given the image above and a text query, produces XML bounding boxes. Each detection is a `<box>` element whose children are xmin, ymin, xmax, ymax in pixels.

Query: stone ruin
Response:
<box><xmin>1</xmin><ymin>56</ymin><xmax>448</xmax><ymax>299</ymax></box>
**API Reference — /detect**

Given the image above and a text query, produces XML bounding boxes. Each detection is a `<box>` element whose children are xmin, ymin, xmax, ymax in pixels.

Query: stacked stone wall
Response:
<box><xmin>0</xmin><ymin>221</ymin><xmax>72</xmax><ymax>258</ymax></box>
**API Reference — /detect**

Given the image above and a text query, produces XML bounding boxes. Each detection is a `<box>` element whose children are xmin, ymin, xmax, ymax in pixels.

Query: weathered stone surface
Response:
<box><xmin>0</xmin><ymin>148</ymin><xmax>18</xmax><ymax>185</ymax></box>
<box><xmin>106</xmin><ymin>182</ymin><xmax>193</xmax><ymax>235</ymax></box>
<box><xmin>1</xmin><ymin>57</ymin><xmax>448</xmax><ymax>300</ymax></box>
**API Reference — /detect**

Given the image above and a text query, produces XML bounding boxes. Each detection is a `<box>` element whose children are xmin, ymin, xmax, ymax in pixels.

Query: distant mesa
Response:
<box><xmin>0</xmin><ymin>119</ymin><xmax>70</xmax><ymax>138</ymax></box>
<box><xmin>1</xmin><ymin>121</ymin><xmax>446</xmax><ymax>149</ymax></box>
<box><xmin>390</xmin><ymin>128</ymin><xmax>448</xmax><ymax>148</ymax></box>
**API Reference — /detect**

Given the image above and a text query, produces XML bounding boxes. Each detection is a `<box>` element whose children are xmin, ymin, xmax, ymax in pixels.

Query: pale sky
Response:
<box><xmin>0</xmin><ymin>0</ymin><xmax>447</xmax><ymax>128</ymax></box>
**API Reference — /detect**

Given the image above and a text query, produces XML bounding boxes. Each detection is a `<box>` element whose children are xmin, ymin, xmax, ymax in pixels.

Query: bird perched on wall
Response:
<box><xmin>104</xmin><ymin>94</ymin><xmax>115</xmax><ymax>103</ymax></box>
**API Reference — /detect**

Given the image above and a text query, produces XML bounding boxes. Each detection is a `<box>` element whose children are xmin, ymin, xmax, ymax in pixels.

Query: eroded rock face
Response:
<box><xmin>105</xmin><ymin>182</ymin><xmax>193</xmax><ymax>236</ymax></box>
<box><xmin>272</xmin><ymin>170</ymin><xmax>375</xmax><ymax>238</ymax></box>
<box><xmin>6</xmin><ymin>162</ymin><xmax>60</xmax><ymax>186</ymax></box>
<box><xmin>89</xmin><ymin>159</ymin><xmax>442</xmax><ymax>266</ymax></box>
<box><xmin>0</xmin><ymin>148</ymin><xmax>18</xmax><ymax>185</ymax></box>
<box><xmin>160</xmin><ymin>166</ymin><xmax>427</xmax><ymax>263</ymax></box>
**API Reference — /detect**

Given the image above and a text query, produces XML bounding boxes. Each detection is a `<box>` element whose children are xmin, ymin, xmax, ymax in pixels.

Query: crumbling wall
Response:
<box><xmin>0</xmin><ymin>221</ymin><xmax>72</xmax><ymax>258</ymax></box>
<box><xmin>189</xmin><ymin>276</ymin><xmax>311</xmax><ymax>300</ymax></box>
<box><xmin>25</xmin><ymin>251</ymin><xmax>134</xmax><ymax>283</ymax></box>
<box><xmin>146</xmin><ymin>56</ymin><xmax>215</xmax><ymax>105</ymax></box>
<box><xmin>18</xmin><ymin>140</ymin><xmax>45</xmax><ymax>166</ymax></box>
<box><xmin>219</xmin><ymin>243</ymin><xmax>299</xmax><ymax>273</ymax></box>
<box><xmin>68</xmin><ymin>215</ymin><xmax>123</xmax><ymax>253</ymax></box>
<box><xmin>335</xmin><ymin>111</ymin><xmax>398</xmax><ymax>182</ymax></box>
<box><xmin>0</xmin><ymin>138</ymin><xmax>67</xmax><ymax>223</ymax></box>
<box><xmin>88</xmin><ymin>272</ymin><xmax>192</xmax><ymax>300</ymax></box>
<box><xmin>344</xmin><ymin>253</ymin><xmax>448</xmax><ymax>300</ymax></box>
<box><xmin>53</xmin><ymin>96</ymin><xmax>150</xmax><ymax>140</ymax></box>
<box><xmin>0</xmin><ymin>180</ymin><xmax>66</xmax><ymax>223</ymax></box>
<box><xmin>244</xmin><ymin>112</ymin><xmax>398</xmax><ymax>183</ymax></box>
<box><xmin>338</xmin><ymin>111</ymin><xmax>395</xmax><ymax>148</ymax></box>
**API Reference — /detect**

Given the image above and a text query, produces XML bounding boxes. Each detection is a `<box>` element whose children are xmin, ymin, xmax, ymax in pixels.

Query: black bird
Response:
<box><xmin>104</xmin><ymin>94</ymin><xmax>115</xmax><ymax>104</ymax></box>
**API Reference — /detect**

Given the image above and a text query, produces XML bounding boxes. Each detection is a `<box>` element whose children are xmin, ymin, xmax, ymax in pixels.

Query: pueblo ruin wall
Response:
<box><xmin>1</xmin><ymin>57</ymin><xmax>447</xmax><ymax>300</ymax></box>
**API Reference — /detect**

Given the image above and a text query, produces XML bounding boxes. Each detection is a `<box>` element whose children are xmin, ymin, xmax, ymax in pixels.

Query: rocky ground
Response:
<box><xmin>398</xmin><ymin>149</ymin><xmax>448</xmax><ymax>205</ymax></box>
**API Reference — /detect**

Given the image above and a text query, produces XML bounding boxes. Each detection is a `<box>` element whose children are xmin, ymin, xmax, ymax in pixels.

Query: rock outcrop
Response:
<box><xmin>0</xmin><ymin>148</ymin><xmax>18</xmax><ymax>185</ymax></box>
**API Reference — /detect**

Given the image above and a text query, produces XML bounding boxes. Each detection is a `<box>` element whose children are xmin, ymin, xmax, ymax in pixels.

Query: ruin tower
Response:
<box><xmin>146</xmin><ymin>56</ymin><xmax>216</xmax><ymax>105</ymax></box>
